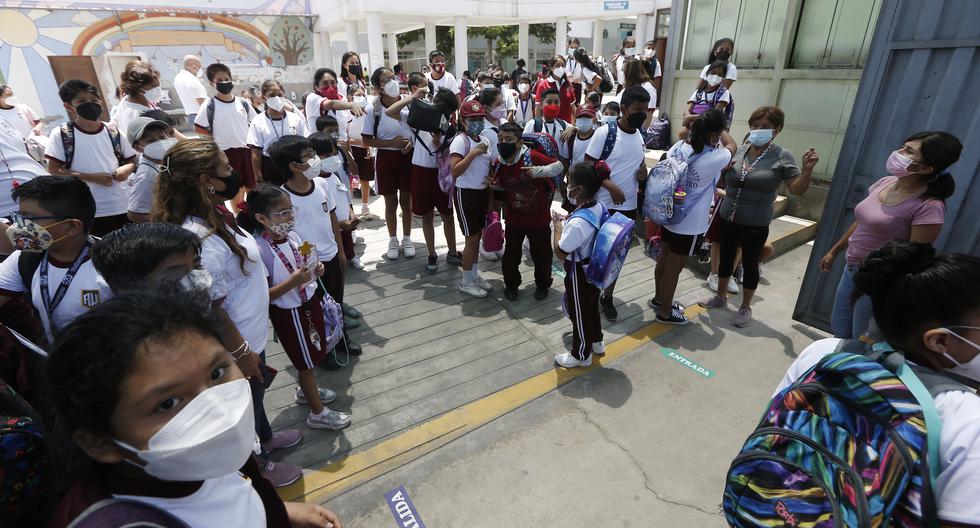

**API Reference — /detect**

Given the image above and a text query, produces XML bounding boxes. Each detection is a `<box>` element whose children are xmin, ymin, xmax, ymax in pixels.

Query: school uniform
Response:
<box><xmin>110</xmin><ymin>97</ymin><xmax>157</xmax><ymax>142</ymax></box>
<box><xmin>533</xmin><ymin>77</ymin><xmax>577</xmax><ymax>123</ymax></box>
<box><xmin>194</xmin><ymin>96</ymin><xmax>258</xmax><ymax>188</ymax></box>
<box><xmin>514</xmin><ymin>93</ymin><xmax>535</xmax><ymax>127</ymax></box>
<box><xmin>450</xmin><ymin>132</ymin><xmax>494</xmax><ymax>236</ymax></box>
<box><xmin>320</xmin><ymin>170</ymin><xmax>356</xmax><ymax>261</ymax></box>
<box><xmin>45</xmin><ymin>122</ymin><xmax>137</xmax><ymax>236</ymax></box>
<box><xmin>395</xmin><ymin>107</ymin><xmax>453</xmax><ymax>217</ymax></box>
<box><xmin>493</xmin><ymin>147</ymin><xmax>556</xmax><ymax>291</ymax></box>
<box><xmin>559</xmin><ymin>201</ymin><xmax>604</xmax><ymax>360</ymax></box>
<box><xmin>585</xmin><ymin>122</ymin><xmax>645</xmax><ymax>220</ymax></box>
<box><xmin>127</xmin><ymin>156</ymin><xmax>160</xmax><ymax>216</ymax></box>
<box><xmin>259</xmin><ymin>232</ymin><xmax>327</xmax><ymax>371</ymax></box>
<box><xmin>660</xmin><ymin>140</ymin><xmax>733</xmax><ymax>255</ymax></box>
<box><xmin>0</xmin><ymin>117</ymin><xmax>46</xmax><ymax>217</ymax></box>
<box><xmin>282</xmin><ymin>179</ymin><xmax>343</xmax><ymax>302</ymax></box>
<box><xmin>362</xmin><ymin>97</ymin><xmax>413</xmax><ymax>196</ymax></box>
<box><xmin>0</xmin><ymin>103</ymin><xmax>39</xmax><ymax>139</ymax></box>
<box><xmin>522</xmin><ymin>118</ymin><xmax>571</xmax><ymax>160</ymax></box>
<box><xmin>0</xmin><ymin>243</ymin><xmax>112</xmax><ymax>344</ymax></box>
<box><xmin>426</xmin><ymin>71</ymin><xmax>461</xmax><ymax>95</ymax></box>
<box><xmin>567</xmin><ymin>131</ymin><xmax>595</xmax><ymax>166</ymax></box>
<box><xmin>246</xmin><ymin>110</ymin><xmax>308</xmax><ymax>185</ymax></box>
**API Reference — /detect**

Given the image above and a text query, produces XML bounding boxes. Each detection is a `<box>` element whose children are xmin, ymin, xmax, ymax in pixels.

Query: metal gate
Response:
<box><xmin>793</xmin><ymin>0</ymin><xmax>980</xmax><ymax>331</ymax></box>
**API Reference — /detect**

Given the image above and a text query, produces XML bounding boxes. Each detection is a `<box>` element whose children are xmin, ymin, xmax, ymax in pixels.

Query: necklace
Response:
<box><xmin>728</xmin><ymin>143</ymin><xmax>773</xmax><ymax>222</ymax></box>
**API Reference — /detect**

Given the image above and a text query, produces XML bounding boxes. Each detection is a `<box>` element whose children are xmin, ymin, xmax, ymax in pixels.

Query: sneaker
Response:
<box><xmin>294</xmin><ymin>387</ymin><xmax>337</xmax><ymax>406</ymax></box>
<box><xmin>475</xmin><ymin>275</ymin><xmax>493</xmax><ymax>292</ymax></box>
<box><xmin>344</xmin><ymin>317</ymin><xmax>360</xmax><ymax>330</ymax></box>
<box><xmin>707</xmin><ymin>273</ymin><xmax>720</xmax><ymax>292</ymax></box>
<box><xmin>261</xmin><ymin>429</ymin><xmax>303</xmax><ymax>454</ymax></box>
<box><xmin>342</xmin><ymin>302</ymin><xmax>361</xmax><ymax>319</ymax></box>
<box><xmin>494</xmin><ymin>250</ymin><xmax>504</xmax><ymax>259</ymax></box>
<box><xmin>554</xmin><ymin>351</ymin><xmax>592</xmax><ymax>368</ymax></box>
<box><xmin>350</xmin><ymin>256</ymin><xmax>365</xmax><ymax>270</ymax></box>
<box><xmin>479</xmin><ymin>247</ymin><xmax>498</xmax><ymax>261</ymax></box>
<box><xmin>733</xmin><ymin>306</ymin><xmax>753</xmax><ymax>328</ymax></box>
<box><xmin>733</xmin><ymin>265</ymin><xmax>744</xmax><ymax>285</ymax></box>
<box><xmin>655</xmin><ymin>309</ymin><xmax>690</xmax><ymax>326</ymax></box>
<box><xmin>592</xmin><ymin>341</ymin><xmax>606</xmax><ymax>356</ymax></box>
<box><xmin>503</xmin><ymin>288</ymin><xmax>518</xmax><ymax>300</ymax></box>
<box><xmin>401</xmin><ymin>238</ymin><xmax>416</xmax><ymax>258</ymax></box>
<box><xmin>261</xmin><ymin>460</ymin><xmax>303</xmax><ymax>488</ymax></box>
<box><xmin>534</xmin><ymin>286</ymin><xmax>549</xmax><ymax>300</ymax></box>
<box><xmin>459</xmin><ymin>280</ymin><xmax>488</xmax><ymax>298</ymax></box>
<box><xmin>360</xmin><ymin>210</ymin><xmax>379</xmax><ymax>221</ymax></box>
<box><xmin>600</xmin><ymin>296</ymin><xmax>618</xmax><ymax>322</ymax></box>
<box><xmin>344</xmin><ymin>339</ymin><xmax>363</xmax><ymax>356</ymax></box>
<box><xmin>698</xmin><ymin>294</ymin><xmax>727</xmax><ymax>309</ymax></box>
<box><xmin>352</xmin><ymin>188</ymin><xmax>362</xmax><ymax>199</ymax></box>
<box><xmin>445</xmin><ymin>251</ymin><xmax>462</xmax><ymax>266</ymax></box>
<box><xmin>425</xmin><ymin>255</ymin><xmax>438</xmax><ymax>274</ymax></box>
<box><xmin>726</xmin><ymin>280</ymin><xmax>739</xmax><ymax>294</ymax></box>
<box><xmin>386</xmin><ymin>238</ymin><xmax>400</xmax><ymax>260</ymax></box>
<box><xmin>306</xmin><ymin>408</ymin><xmax>352</xmax><ymax>430</ymax></box>
<box><xmin>522</xmin><ymin>239</ymin><xmax>530</xmax><ymax>251</ymax></box>
<box><xmin>648</xmin><ymin>298</ymin><xmax>685</xmax><ymax>311</ymax></box>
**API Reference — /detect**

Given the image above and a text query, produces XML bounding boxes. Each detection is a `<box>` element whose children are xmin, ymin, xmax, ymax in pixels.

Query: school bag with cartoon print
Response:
<box><xmin>0</xmin><ymin>370</ymin><xmax>48</xmax><ymax>528</ymax></box>
<box><xmin>643</xmin><ymin>146</ymin><xmax>708</xmax><ymax>226</ymax></box>
<box><xmin>723</xmin><ymin>339</ymin><xmax>977</xmax><ymax>528</ymax></box>
<box><xmin>566</xmin><ymin>203</ymin><xmax>635</xmax><ymax>290</ymax></box>
<box><xmin>492</xmin><ymin>148</ymin><xmax>548</xmax><ymax>216</ymax></box>
<box><xmin>435</xmin><ymin>130</ymin><xmax>466</xmax><ymax>195</ymax></box>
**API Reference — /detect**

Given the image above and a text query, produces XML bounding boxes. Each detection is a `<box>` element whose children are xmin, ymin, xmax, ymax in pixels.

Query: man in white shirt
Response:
<box><xmin>173</xmin><ymin>55</ymin><xmax>207</xmax><ymax>125</ymax></box>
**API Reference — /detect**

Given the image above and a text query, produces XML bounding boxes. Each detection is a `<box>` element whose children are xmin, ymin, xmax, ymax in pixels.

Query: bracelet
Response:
<box><xmin>230</xmin><ymin>340</ymin><xmax>250</xmax><ymax>360</ymax></box>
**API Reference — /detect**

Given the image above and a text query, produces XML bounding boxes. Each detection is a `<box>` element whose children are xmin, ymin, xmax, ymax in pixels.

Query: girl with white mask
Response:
<box><xmin>45</xmin><ymin>288</ymin><xmax>344</xmax><ymax>528</ymax></box>
<box><xmin>247</xmin><ymin>79</ymin><xmax>309</xmax><ymax>185</ymax></box>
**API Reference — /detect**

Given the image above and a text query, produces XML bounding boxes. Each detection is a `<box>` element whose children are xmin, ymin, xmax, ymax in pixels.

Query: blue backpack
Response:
<box><xmin>642</xmin><ymin>146</ymin><xmax>709</xmax><ymax>226</ymax></box>
<box><xmin>567</xmin><ymin>204</ymin><xmax>635</xmax><ymax>290</ymax></box>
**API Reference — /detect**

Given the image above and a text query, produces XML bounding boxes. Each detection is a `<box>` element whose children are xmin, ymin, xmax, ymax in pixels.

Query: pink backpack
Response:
<box><xmin>482</xmin><ymin>211</ymin><xmax>504</xmax><ymax>252</ymax></box>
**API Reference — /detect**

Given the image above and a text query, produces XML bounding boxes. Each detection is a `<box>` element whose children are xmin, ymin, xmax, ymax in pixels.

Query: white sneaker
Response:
<box><xmin>475</xmin><ymin>275</ymin><xmax>493</xmax><ymax>292</ymax></box>
<box><xmin>386</xmin><ymin>238</ymin><xmax>400</xmax><ymax>260</ymax></box>
<box><xmin>592</xmin><ymin>341</ymin><xmax>606</xmax><ymax>356</ymax></box>
<box><xmin>494</xmin><ymin>250</ymin><xmax>504</xmax><ymax>259</ymax></box>
<box><xmin>727</xmin><ymin>279</ymin><xmax>740</xmax><ymax>294</ymax></box>
<box><xmin>479</xmin><ymin>247</ymin><xmax>498</xmax><ymax>261</ymax></box>
<box><xmin>555</xmin><ymin>352</ymin><xmax>592</xmax><ymax>368</ymax></box>
<box><xmin>708</xmin><ymin>273</ymin><xmax>719</xmax><ymax>292</ymax></box>
<box><xmin>306</xmin><ymin>409</ymin><xmax>352</xmax><ymax>430</ymax></box>
<box><xmin>351</xmin><ymin>256</ymin><xmax>365</xmax><ymax>270</ymax></box>
<box><xmin>294</xmin><ymin>387</ymin><xmax>337</xmax><ymax>406</ymax></box>
<box><xmin>401</xmin><ymin>238</ymin><xmax>416</xmax><ymax>258</ymax></box>
<box><xmin>459</xmin><ymin>280</ymin><xmax>488</xmax><ymax>298</ymax></box>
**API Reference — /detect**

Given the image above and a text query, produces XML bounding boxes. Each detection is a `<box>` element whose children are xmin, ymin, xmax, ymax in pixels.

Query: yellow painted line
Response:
<box><xmin>279</xmin><ymin>304</ymin><xmax>707</xmax><ymax>504</ymax></box>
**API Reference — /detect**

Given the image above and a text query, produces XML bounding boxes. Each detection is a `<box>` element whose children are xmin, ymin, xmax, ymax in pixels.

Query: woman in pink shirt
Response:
<box><xmin>820</xmin><ymin>131</ymin><xmax>962</xmax><ymax>338</ymax></box>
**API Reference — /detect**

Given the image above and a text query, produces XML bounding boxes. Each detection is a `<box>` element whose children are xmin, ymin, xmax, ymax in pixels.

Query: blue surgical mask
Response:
<box><xmin>575</xmin><ymin>118</ymin><xmax>594</xmax><ymax>132</ymax></box>
<box><xmin>466</xmin><ymin>119</ymin><xmax>485</xmax><ymax>138</ymax></box>
<box><xmin>601</xmin><ymin>115</ymin><xmax>618</xmax><ymax>126</ymax></box>
<box><xmin>748</xmin><ymin>129</ymin><xmax>774</xmax><ymax>147</ymax></box>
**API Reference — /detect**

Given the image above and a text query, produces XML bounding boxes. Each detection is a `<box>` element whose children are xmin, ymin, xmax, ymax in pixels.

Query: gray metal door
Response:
<box><xmin>793</xmin><ymin>0</ymin><xmax>980</xmax><ymax>331</ymax></box>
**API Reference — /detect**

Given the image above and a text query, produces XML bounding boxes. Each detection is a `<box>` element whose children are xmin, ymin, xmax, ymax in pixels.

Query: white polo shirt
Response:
<box><xmin>427</xmin><ymin>71</ymin><xmax>460</xmax><ymax>95</ymax></box>
<box><xmin>282</xmin><ymin>178</ymin><xmax>338</xmax><ymax>262</ymax></box>
<box><xmin>194</xmin><ymin>97</ymin><xmax>256</xmax><ymax>151</ymax></box>
<box><xmin>247</xmin><ymin>111</ymin><xmax>308</xmax><ymax>156</ymax></box>
<box><xmin>586</xmin><ymin>122</ymin><xmax>645</xmax><ymax>212</ymax></box>
<box><xmin>450</xmin><ymin>133</ymin><xmax>493</xmax><ymax>190</ymax></box>
<box><xmin>45</xmin><ymin>123</ymin><xmax>137</xmax><ymax>217</ymax></box>
<box><xmin>361</xmin><ymin>97</ymin><xmax>413</xmax><ymax>151</ymax></box>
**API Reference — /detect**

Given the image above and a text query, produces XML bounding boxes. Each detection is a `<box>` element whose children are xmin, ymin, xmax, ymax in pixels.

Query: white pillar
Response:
<box><xmin>424</xmin><ymin>22</ymin><xmax>437</xmax><ymax>55</ymax></box>
<box><xmin>453</xmin><ymin>16</ymin><xmax>468</xmax><ymax>77</ymax></box>
<box><xmin>555</xmin><ymin>17</ymin><xmax>568</xmax><ymax>56</ymax></box>
<box><xmin>315</xmin><ymin>31</ymin><xmax>335</xmax><ymax>70</ymax></box>
<box><xmin>592</xmin><ymin>20</ymin><xmax>604</xmax><ymax>59</ymax></box>
<box><xmin>365</xmin><ymin>12</ymin><xmax>384</xmax><ymax>75</ymax></box>
<box><xmin>518</xmin><ymin>22</ymin><xmax>529</xmax><ymax>66</ymax></box>
<box><xmin>634</xmin><ymin>14</ymin><xmax>649</xmax><ymax>44</ymax></box>
<box><xmin>386</xmin><ymin>31</ymin><xmax>399</xmax><ymax>68</ymax></box>
<box><xmin>345</xmin><ymin>19</ymin><xmax>359</xmax><ymax>54</ymax></box>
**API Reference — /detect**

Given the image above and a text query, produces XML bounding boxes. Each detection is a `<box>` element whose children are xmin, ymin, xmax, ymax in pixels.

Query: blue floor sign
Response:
<box><xmin>661</xmin><ymin>348</ymin><xmax>714</xmax><ymax>378</ymax></box>
<box><xmin>385</xmin><ymin>486</ymin><xmax>426</xmax><ymax>528</ymax></box>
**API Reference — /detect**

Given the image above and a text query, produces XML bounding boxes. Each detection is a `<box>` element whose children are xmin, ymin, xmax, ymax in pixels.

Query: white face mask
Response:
<box><xmin>265</xmin><ymin>96</ymin><xmax>287</xmax><ymax>112</ymax></box>
<box><xmin>942</xmin><ymin>327</ymin><xmax>980</xmax><ymax>381</ymax></box>
<box><xmin>482</xmin><ymin>83</ymin><xmax>494</xmax><ymax>90</ymax></box>
<box><xmin>178</xmin><ymin>268</ymin><xmax>213</xmax><ymax>295</ymax></box>
<box><xmin>143</xmin><ymin>86</ymin><xmax>165</xmax><ymax>103</ymax></box>
<box><xmin>383</xmin><ymin>79</ymin><xmax>400</xmax><ymax>98</ymax></box>
<box><xmin>706</xmin><ymin>74</ymin><xmax>724</xmax><ymax>87</ymax></box>
<box><xmin>114</xmin><ymin>378</ymin><xmax>255</xmax><ymax>481</ymax></box>
<box><xmin>302</xmin><ymin>156</ymin><xmax>322</xmax><ymax>179</ymax></box>
<box><xmin>3</xmin><ymin>96</ymin><xmax>20</xmax><ymax>107</ymax></box>
<box><xmin>624</xmin><ymin>47</ymin><xmax>638</xmax><ymax>57</ymax></box>
<box><xmin>643</xmin><ymin>48</ymin><xmax>656</xmax><ymax>59</ymax></box>
<box><xmin>321</xmin><ymin>155</ymin><xmax>343</xmax><ymax>173</ymax></box>
<box><xmin>518</xmin><ymin>83</ymin><xmax>530</xmax><ymax>94</ymax></box>
<box><xmin>575</xmin><ymin>117</ymin><xmax>594</xmax><ymax>131</ymax></box>
<box><xmin>491</xmin><ymin>106</ymin><xmax>507</xmax><ymax>120</ymax></box>
<box><xmin>552</xmin><ymin>66</ymin><xmax>565</xmax><ymax>78</ymax></box>
<box><xmin>143</xmin><ymin>137</ymin><xmax>177</xmax><ymax>161</ymax></box>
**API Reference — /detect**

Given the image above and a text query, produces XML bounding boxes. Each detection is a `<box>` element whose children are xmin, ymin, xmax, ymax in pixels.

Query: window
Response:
<box><xmin>791</xmin><ymin>0</ymin><xmax>881</xmax><ymax>68</ymax></box>
<box><xmin>655</xmin><ymin>8</ymin><xmax>671</xmax><ymax>39</ymax></box>
<box><xmin>681</xmin><ymin>0</ymin><xmax>790</xmax><ymax>70</ymax></box>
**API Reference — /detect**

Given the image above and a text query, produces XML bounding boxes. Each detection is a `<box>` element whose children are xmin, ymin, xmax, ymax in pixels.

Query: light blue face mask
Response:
<box><xmin>600</xmin><ymin>115</ymin><xmax>618</xmax><ymax>126</ymax></box>
<box><xmin>575</xmin><ymin>118</ymin><xmax>594</xmax><ymax>131</ymax></box>
<box><xmin>748</xmin><ymin>128</ymin><xmax>774</xmax><ymax>147</ymax></box>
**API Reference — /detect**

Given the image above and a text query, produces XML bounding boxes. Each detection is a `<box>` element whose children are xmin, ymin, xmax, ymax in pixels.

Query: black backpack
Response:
<box><xmin>406</xmin><ymin>99</ymin><xmax>444</xmax><ymax>133</ymax></box>
<box><xmin>204</xmin><ymin>96</ymin><xmax>252</xmax><ymax>133</ymax></box>
<box><xmin>59</xmin><ymin>123</ymin><xmax>125</xmax><ymax>169</ymax></box>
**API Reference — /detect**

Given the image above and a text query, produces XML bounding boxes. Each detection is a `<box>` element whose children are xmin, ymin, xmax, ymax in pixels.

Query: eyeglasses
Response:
<box><xmin>11</xmin><ymin>212</ymin><xmax>66</xmax><ymax>224</ymax></box>
<box><xmin>268</xmin><ymin>206</ymin><xmax>297</xmax><ymax>219</ymax></box>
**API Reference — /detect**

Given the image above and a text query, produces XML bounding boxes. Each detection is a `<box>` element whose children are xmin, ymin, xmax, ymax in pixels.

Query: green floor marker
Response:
<box><xmin>661</xmin><ymin>348</ymin><xmax>714</xmax><ymax>378</ymax></box>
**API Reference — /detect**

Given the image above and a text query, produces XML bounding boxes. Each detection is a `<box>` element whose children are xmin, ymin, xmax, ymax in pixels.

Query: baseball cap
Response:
<box><xmin>126</xmin><ymin>116</ymin><xmax>168</xmax><ymax>143</ymax></box>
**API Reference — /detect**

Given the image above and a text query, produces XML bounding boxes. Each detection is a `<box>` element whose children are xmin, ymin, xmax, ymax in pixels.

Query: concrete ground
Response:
<box><xmin>303</xmin><ymin>228</ymin><xmax>826</xmax><ymax>526</ymax></box>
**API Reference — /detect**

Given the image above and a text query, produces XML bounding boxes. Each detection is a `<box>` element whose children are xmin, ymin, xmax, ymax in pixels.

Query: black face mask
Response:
<box><xmin>493</xmin><ymin>78</ymin><xmax>504</xmax><ymax>88</ymax></box>
<box><xmin>215</xmin><ymin>81</ymin><xmax>234</xmax><ymax>95</ymax></box>
<box><xmin>716</xmin><ymin>51</ymin><xmax>731</xmax><ymax>61</ymax></box>
<box><xmin>349</xmin><ymin>65</ymin><xmax>362</xmax><ymax>77</ymax></box>
<box><xmin>627</xmin><ymin>111</ymin><xmax>646</xmax><ymax>129</ymax></box>
<box><xmin>498</xmin><ymin>142</ymin><xmax>518</xmax><ymax>159</ymax></box>
<box><xmin>212</xmin><ymin>170</ymin><xmax>242</xmax><ymax>199</ymax></box>
<box><xmin>74</xmin><ymin>101</ymin><xmax>102</xmax><ymax>121</ymax></box>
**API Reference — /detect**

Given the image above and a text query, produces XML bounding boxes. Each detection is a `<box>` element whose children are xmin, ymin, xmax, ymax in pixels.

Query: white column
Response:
<box><xmin>555</xmin><ymin>17</ymin><xmax>568</xmax><ymax>56</ymax></box>
<box><xmin>453</xmin><ymin>16</ymin><xmax>468</xmax><ymax>77</ymax></box>
<box><xmin>424</xmin><ymin>22</ymin><xmax>437</xmax><ymax>55</ymax></box>
<box><xmin>634</xmin><ymin>14</ymin><xmax>649</xmax><ymax>44</ymax></box>
<box><xmin>315</xmin><ymin>31</ymin><xmax>335</xmax><ymax>70</ymax></box>
<box><xmin>592</xmin><ymin>20</ymin><xmax>604</xmax><ymax>59</ymax></box>
<box><xmin>365</xmin><ymin>12</ymin><xmax>385</xmax><ymax>75</ymax></box>
<box><xmin>345</xmin><ymin>19</ymin><xmax>359</xmax><ymax>54</ymax></box>
<box><xmin>386</xmin><ymin>31</ymin><xmax>399</xmax><ymax>67</ymax></box>
<box><xmin>518</xmin><ymin>22</ymin><xmax>529</xmax><ymax>66</ymax></box>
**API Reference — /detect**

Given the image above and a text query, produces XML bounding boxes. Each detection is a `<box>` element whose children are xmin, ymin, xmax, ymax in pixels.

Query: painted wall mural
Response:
<box><xmin>0</xmin><ymin>0</ymin><xmax>313</xmax><ymax>15</ymax></box>
<box><xmin>0</xmin><ymin>6</ymin><xmax>315</xmax><ymax>122</ymax></box>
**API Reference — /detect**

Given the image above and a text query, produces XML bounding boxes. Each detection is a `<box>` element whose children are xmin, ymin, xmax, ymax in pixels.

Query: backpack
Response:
<box><xmin>642</xmin><ymin>146</ymin><xmax>709</xmax><ymax>226</ymax></box>
<box><xmin>567</xmin><ymin>204</ymin><xmax>635</xmax><ymax>289</ymax></box>
<box><xmin>531</xmin><ymin>117</ymin><xmax>568</xmax><ymax>137</ymax></box>
<box><xmin>595</xmin><ymin>64</ymin><xmax>614</xmax><ymax>93</ymax></box>
<box><xmin>205</xmin><ymin>96</ymin><xmax>251</xmax><ymax>134</ymax></box>
<box><xmin>406</xmin><ymin>99</ymin><xmax>444</xmax><ymax>133</ymax></box>
<box><xmin>436</xmin><ymin>131</ymin><xmax>467</xmax><ymax>195</ymax></box>
<box><xmin>644</xmin><ymin>115</ymin><xmax>671</xmax><ymax>151</ymax></box>
<box><xmin>67</xmin><ymin>498</ymin><xmax>190</xmax><ymax>528</ymax></box>
<box><xmin>691</xmin><ymin>87</ymin><xmax>734</xmax><ymax>127</ymax></box>
<box><xmin>723</xmin><ymin>339</ymin><xmax>976</xmax><ymax>528</ymax></box>
<box><xmin>493</xmin><ymin>148</ymin><xmax>545</xmax><ymax>216</ymax></box>
<box><xmin>482</xmin><ymin>211</ymin><xmax>504</xmax><ymax>253</ymax></box>
<box><xmin>59</xmin><ymin>123</ymin><xmax>125</xmax><ymax>169</ymax></box>
<box><xmin>0</xmin><ymin>370</ymin><xmax>48</xmax><ymax>528</ymax></box>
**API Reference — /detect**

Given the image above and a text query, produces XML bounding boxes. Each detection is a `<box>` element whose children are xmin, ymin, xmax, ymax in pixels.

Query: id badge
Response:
<box><xmin>306</xmin><ymin>312</ymin><xmax>322</xmax><ymax>350</ymax></box>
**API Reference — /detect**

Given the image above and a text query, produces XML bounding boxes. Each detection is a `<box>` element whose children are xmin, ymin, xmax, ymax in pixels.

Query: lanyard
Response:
<box><xmin>262</xmin><ymin>233</ymin><xmax>309</xmax><ymax>304</ymax></box>
<box><xmin>520</xmin><ymin>97</ymin><xmax>531</xmax><ymax>119</ymax></box>
<box><xmin>267</xmin><ymin>114</ymin><xmax>285</xmax><ymax>139</ymax></box>
<box><xmin>39</xmin><ymin>237</ymin><xmax>93</xmax><ymax>324</ymax></box>
<box><xmin>728</xmin><ymin>144</ymin><xmax>773</xmax><ymax>222</ymax></box>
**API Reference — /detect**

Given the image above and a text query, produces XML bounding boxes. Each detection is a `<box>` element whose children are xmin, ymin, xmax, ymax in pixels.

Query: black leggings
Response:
<box><xmin>718</xmin><ymin>218</ymin><xmax>769</xmax><ymax>290</ymax></box>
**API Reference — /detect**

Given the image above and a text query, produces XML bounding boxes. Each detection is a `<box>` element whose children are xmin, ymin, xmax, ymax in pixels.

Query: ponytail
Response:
<box><xmin>236</xmin><ymin>184</ymin><xmax>286</xmax><ymax>235</ymax></box>
<box><xmin>903</xmin><ymin>131</ymin><xmax>962</xmax><ymax>202</ymax></box>
<box><xmin>568</xmin><ymin>160</ymin><xmax>607</xmax><ymax>198</ymax></box>
<box><xmin>689</xmin><ymin>108</ymin><xmax>727</xmax><ymax>154</ymax></box>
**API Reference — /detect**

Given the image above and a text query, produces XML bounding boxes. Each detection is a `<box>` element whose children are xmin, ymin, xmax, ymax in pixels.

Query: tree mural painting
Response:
<box><xmin>268</xmin><ymin>16</ymin><xmax>313</xmax><ymax>67</ymax></box>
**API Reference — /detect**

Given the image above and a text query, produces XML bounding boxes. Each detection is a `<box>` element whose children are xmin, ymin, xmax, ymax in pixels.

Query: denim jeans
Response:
<box><xmin>250</xmin><ymin>350</ymin><xmax>273</xmax><ymax>446</ymax></box>
<box><xmin>830</xmin><ymin>264</ymin><xmax>874</xmax><ymax>339</ymax></box>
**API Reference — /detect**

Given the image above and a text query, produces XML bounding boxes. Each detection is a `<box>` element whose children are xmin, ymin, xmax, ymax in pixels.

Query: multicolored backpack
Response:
<box><xmin>723</xmin><ymin>339</ymin><xmax>971</xmax><ymax>528</ymax></box>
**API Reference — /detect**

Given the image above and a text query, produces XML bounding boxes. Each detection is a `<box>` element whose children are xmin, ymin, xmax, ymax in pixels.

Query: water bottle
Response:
<box><xmin>673</xmin><ymin>188</ymin><xmax>687</xmax><ymax>205</ymax></box>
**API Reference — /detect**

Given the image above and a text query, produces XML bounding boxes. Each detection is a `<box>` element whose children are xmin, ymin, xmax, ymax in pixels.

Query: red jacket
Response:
<box><xmin>492</xmin><ymin>148</ymin><xmax>557</xmax><ymax>228</ymax></box>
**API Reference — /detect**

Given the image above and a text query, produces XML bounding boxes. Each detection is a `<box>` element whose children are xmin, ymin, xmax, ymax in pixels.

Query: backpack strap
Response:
<box><xmin>599</xmin><ymin>122</ymin><xmax>618</xmax><ymax>161</ymax></box>
<box><xmin>17</xmin><ymin>251</ymin><xmax>43</xmax><ymax>298</ymax></box>
<box><xmin>206</xmin><ymin>97</ymin><xmax>216</xmax><ymax>133</ymax></box>
<box><xmin>240</xmin><ymin>97</ymin><xmax>250</xmax><ymax>115</ymax></box>
<box><xmin>372</xmin><ymin>97</ymin><xmax>383</xmax><ymax>138</ymax></box>
<box><xmin>60</xmin><ymin>123</ymin><xmax>75</xmax><ymax>168</ymax></box>
<box><xmin>413</xmin><ymin>129</ymin><xmax>434</xmax><ymax>156</ymax></box>
<box><xmin>256</xmin><ymin>236</ymin><xmax>275</xmax><ymax>277</ymax></box>
<box><xmin>533</xmin><ymin>117</ymin><xmax>543</xmax><ymax>133</ymax></box>
<box><xmin>67</xmin><ymin>498</ymin><xmax>191</xmax><ymax>528</ymax></box>
<box><xmin>105</xmin><ymin>123</ymin><xmax>125</xmax><ymax>166</ymax></box>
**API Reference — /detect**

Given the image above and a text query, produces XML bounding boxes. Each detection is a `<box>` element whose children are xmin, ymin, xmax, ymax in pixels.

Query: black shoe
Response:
<box><xmin>369</xmin><ymin>188</ymin><xmax>377</xmax><ymax>196</ymax></box>
<box><xmin>344</xmin><ymin>317</ymin><xmax>360</xmax><ymax>330</ymax></box>
<box><xmin>600</xmin><ymin>296</ymin><xmax>618</xmax><ymax>322</ymax></box>
<box><xmin>534</xmin><ymin>287</ymin><xmax>549</xmax><ymax>300</ymax></box>
<box><xmin>426</xmin><ymin>255</ymin><xmax>438</xmax><ymax>274</ymax></box>
<box><xmin>445</xmin><ymin>251</ymin><xmax>462</xmax><ymax>266</ymax></box>
<box><xmin>503</xmin><ymin>288</ymin><xmax>518</xmax><ymax>301</ymax></box>
<box><xmin>352</xmin><ymin>188</ymin><xmax>362</xmax><ymax>199</ymax></box>
<box><xmin>345</xmin><ymin>339</ymin><xmax>363</xmax><ymax>356</ymax></box>
<box><xmin>648</xmin><ymin>298</ymin><xmax>685</xmax><ymax>311</ymax></box>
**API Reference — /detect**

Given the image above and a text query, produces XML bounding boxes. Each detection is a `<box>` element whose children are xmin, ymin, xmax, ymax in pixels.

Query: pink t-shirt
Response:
<box><xmin>846</xmin><ymin>176</ymin><xmax>946</xmax><ymax>265</ymax></box>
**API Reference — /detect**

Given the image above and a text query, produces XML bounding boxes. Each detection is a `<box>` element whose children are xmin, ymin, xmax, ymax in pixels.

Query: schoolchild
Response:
<box><xmin>310</xmin><ymin>128</ymin><xmax>364</xmax><ymax>271</ymax></box>
<box><xmin>126</xmin><ymin>115</ymin><xmax>176</xmax><ymax>223</ymax></box>
<box><xmin>248</xmin><ymin>79</ymin><xmax>309</xmax><ymax>186</ymax></box>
